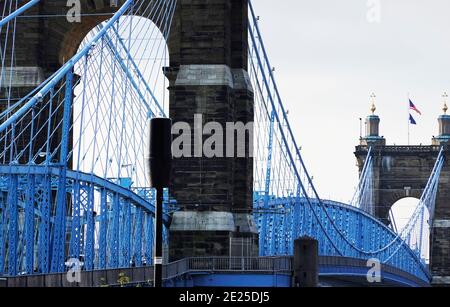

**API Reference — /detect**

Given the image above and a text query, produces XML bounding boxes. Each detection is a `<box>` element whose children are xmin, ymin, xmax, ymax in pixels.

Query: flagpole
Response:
<box><xmin>407</xmin><ymin>93</ymin><xmax>410</xmax><ymax>145</ymax></box>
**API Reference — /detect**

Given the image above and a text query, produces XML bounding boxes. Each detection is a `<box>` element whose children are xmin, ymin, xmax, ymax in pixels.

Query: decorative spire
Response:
<box><xmin>443</xmin><ymin>92</ymin><xmax>448</xmax><ymax>115</ymax></box>
<box><xmin>370</xmin><ymin>92</ymin><xmax>377</xmax><ymax>115</ymax></box>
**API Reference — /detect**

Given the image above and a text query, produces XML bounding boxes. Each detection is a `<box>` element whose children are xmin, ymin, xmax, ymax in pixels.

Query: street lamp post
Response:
<box><xmin>148</xmin><ymin>118</ymin><xmax>172</xmax><ymax>288</ymax></box>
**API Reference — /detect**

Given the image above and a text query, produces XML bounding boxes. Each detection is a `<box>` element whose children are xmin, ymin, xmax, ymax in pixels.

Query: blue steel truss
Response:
<box><xmin>0</xmin><ymin>0</ymin><xmax>176</xmax><ymax>275</ymax></box>
<box><xmin>0</xmin><ymin>0</ymin><xmax>444</xmax><ymax>287</ymax></box>
<box><xmin>253</xmin><ymin>196</ymin><xmax>432</xmax><ymax>283</ymax></box>
<box><xmin>248</xmin><ymin>0</ymin><xmax>444</xmax><ymax>285</ymax></box>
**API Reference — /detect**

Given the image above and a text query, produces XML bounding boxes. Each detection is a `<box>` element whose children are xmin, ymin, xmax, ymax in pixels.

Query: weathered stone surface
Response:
<box><xmin>1</xmin><ymin>67</ymin><xmax>45</xmax><ymax>87</ymax></box>
<box><xmin>434</xmin><ymin>219</ymin><xmax>450</xmax><ymax>228</ymax></box>
<box><xmin>175</xmin><ymin>65</ymin><xmax>234</xmax><ymax>87</ymax></box>
<box><xmin>432</xmin><ymin>276</ymin><xmax>450</xmax><ymax>285</ymax></box>
<box><xmin>233</xmin><ymin>213</ymin><xmax>258</xmax><ymax>233</ymax></box>
<box><xmin>170</xmin><ymin>211</ymin><xmax>235</xmax><ymax>232</ymax></box>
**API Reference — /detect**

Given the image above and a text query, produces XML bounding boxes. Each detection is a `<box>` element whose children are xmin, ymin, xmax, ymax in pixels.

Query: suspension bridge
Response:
<box><xmin>0</xmin><ymin>0</ymin><xmax>448</xmax><ymax>287</ymax></box>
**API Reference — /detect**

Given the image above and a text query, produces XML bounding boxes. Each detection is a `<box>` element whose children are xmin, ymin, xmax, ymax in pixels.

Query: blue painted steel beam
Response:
<box><xmin>51</xmin><ymin>71</ymin><xmax>73</xmax><ymax>273</ymax></box>
<box><xmin>109</xmin><ymin>193</ymin><xmax>120</xmax><ymax>268</ymax></box>
<box><xmin>69</xmin><ymin>181</ymin><xmax>82</xmax><ymax>259</ymax></box>
<box><xmin>84</xmin><ymin>185</ymin><xmax>95</xmax><ymax>270</ymax></box>
<box><xmin>134</xmin><ymin>208</ymin><xmax>143</xmax><ymax>266</ymax></box>
<box><xmin>7</xmin><ymin>174</ymin><xmax>18</xmax><ymax>275</ymax></box>
<box><xmin>99</xmin><ymin>189</ymin><xmax>108</xmax><ymax>269</ymax></box>
<box><xmin>0</xmin><ymin>0</ymin><xmax>39</xmax><ymax>27</ymax></box>
<box><xmin>24</xmin><ymin>174</ymin><xmax>35</xmax><ymax>274</ymax></box>
<box><xmin>38</xmin><ymin>175</ymin><xmax>51</xmax><ymax>273</ymax></box>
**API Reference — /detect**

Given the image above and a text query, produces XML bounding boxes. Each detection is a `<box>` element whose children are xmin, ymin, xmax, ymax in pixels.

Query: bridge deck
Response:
<box><xmin>0</xmin><ymin>256</ymin><xmax>429</xmax><ymax>287</ymax></box>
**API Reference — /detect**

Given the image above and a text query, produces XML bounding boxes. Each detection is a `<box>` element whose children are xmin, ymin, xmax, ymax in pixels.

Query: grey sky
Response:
<box><xmin>253</xmin><ymin>0</ymin><xmax>450</xmax><ymax>203</ymax></box>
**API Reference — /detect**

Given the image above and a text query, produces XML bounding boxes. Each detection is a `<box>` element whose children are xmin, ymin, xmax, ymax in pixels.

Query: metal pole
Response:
<box><xmin>407</xmin><ymin>93</ymin><xmax>410</xmax><ymax>146</ymax></box>
<box><xmin>149</xmin><ymin>117</ymin><xmax>172</xmax><ymax>287</ymax></box>
<box><xmin>359</xmin><ymin>118</ymin><xmax>362</xmax><ymax>139</ymax></box>
<box><xmin>154</xmin><ymin>187</ymin><xmax>163</xmax><ymax>287</ymax></box>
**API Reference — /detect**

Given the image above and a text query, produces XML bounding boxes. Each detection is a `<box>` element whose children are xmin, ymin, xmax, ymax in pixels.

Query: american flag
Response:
<box><xmin>409</xmin><ymin>99</ymin><xmax>422</xmax><ymax>115</ymax></box>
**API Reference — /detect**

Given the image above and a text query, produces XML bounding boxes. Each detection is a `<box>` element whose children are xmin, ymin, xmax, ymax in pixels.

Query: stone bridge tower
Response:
<box><xmin>355</xmin><ymin>99</ymin><xmax>450</xmax><ymax>286</ymax></box>
<box><xmin>165</xmin><ymin>0</ymin><xmax>257</xmax><ymax>260</ymax></box>
<box><xmin>1</xmin><ymin>0</ymin><xmax>257</xmax><ymax>260</ymax></box>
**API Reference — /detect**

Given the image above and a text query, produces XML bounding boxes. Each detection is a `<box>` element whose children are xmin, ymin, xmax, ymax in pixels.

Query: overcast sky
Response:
<box><xmin>252</xmin><ymin>0</ymin><xmax>450</xmax><ymax>204</ymax></box>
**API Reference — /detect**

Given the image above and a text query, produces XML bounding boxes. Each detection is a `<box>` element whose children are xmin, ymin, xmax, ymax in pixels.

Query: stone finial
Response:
<box><xmin>443</xmin><ymin>92</ymin><xmax>448</xmax><ymax>115</ymax></box>
<box><xmin>370</xmin><ymin>92</ymin><xmax>377</xmax><ymax>115</ymax></box>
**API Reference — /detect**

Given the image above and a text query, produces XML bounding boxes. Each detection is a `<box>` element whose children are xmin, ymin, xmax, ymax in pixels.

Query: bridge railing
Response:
<box><xmin>185</xmin><ymin>257</ymin><xmax>292</xmax><ymax>273</ymax></box>
<box><xmin>1</xmin><ymin>255</ymin><xmax>429</xmax><ymax>287</ymax></box>
<box><xmin>163</xmin><ymin>256</ymin><xmax>293</xmax><ymax>279</ymax></box>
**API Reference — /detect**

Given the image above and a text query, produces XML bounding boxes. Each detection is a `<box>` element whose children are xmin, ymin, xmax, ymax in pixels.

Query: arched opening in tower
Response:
<box><xmin>389</xmin><ymin>197</ymin><xmax>430</xmax><ymax>264</ymax></box>
<box><xmin>72</xmin><ymin>15</ymin><xmax>170</xmax><ymax>189</ymax></box>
